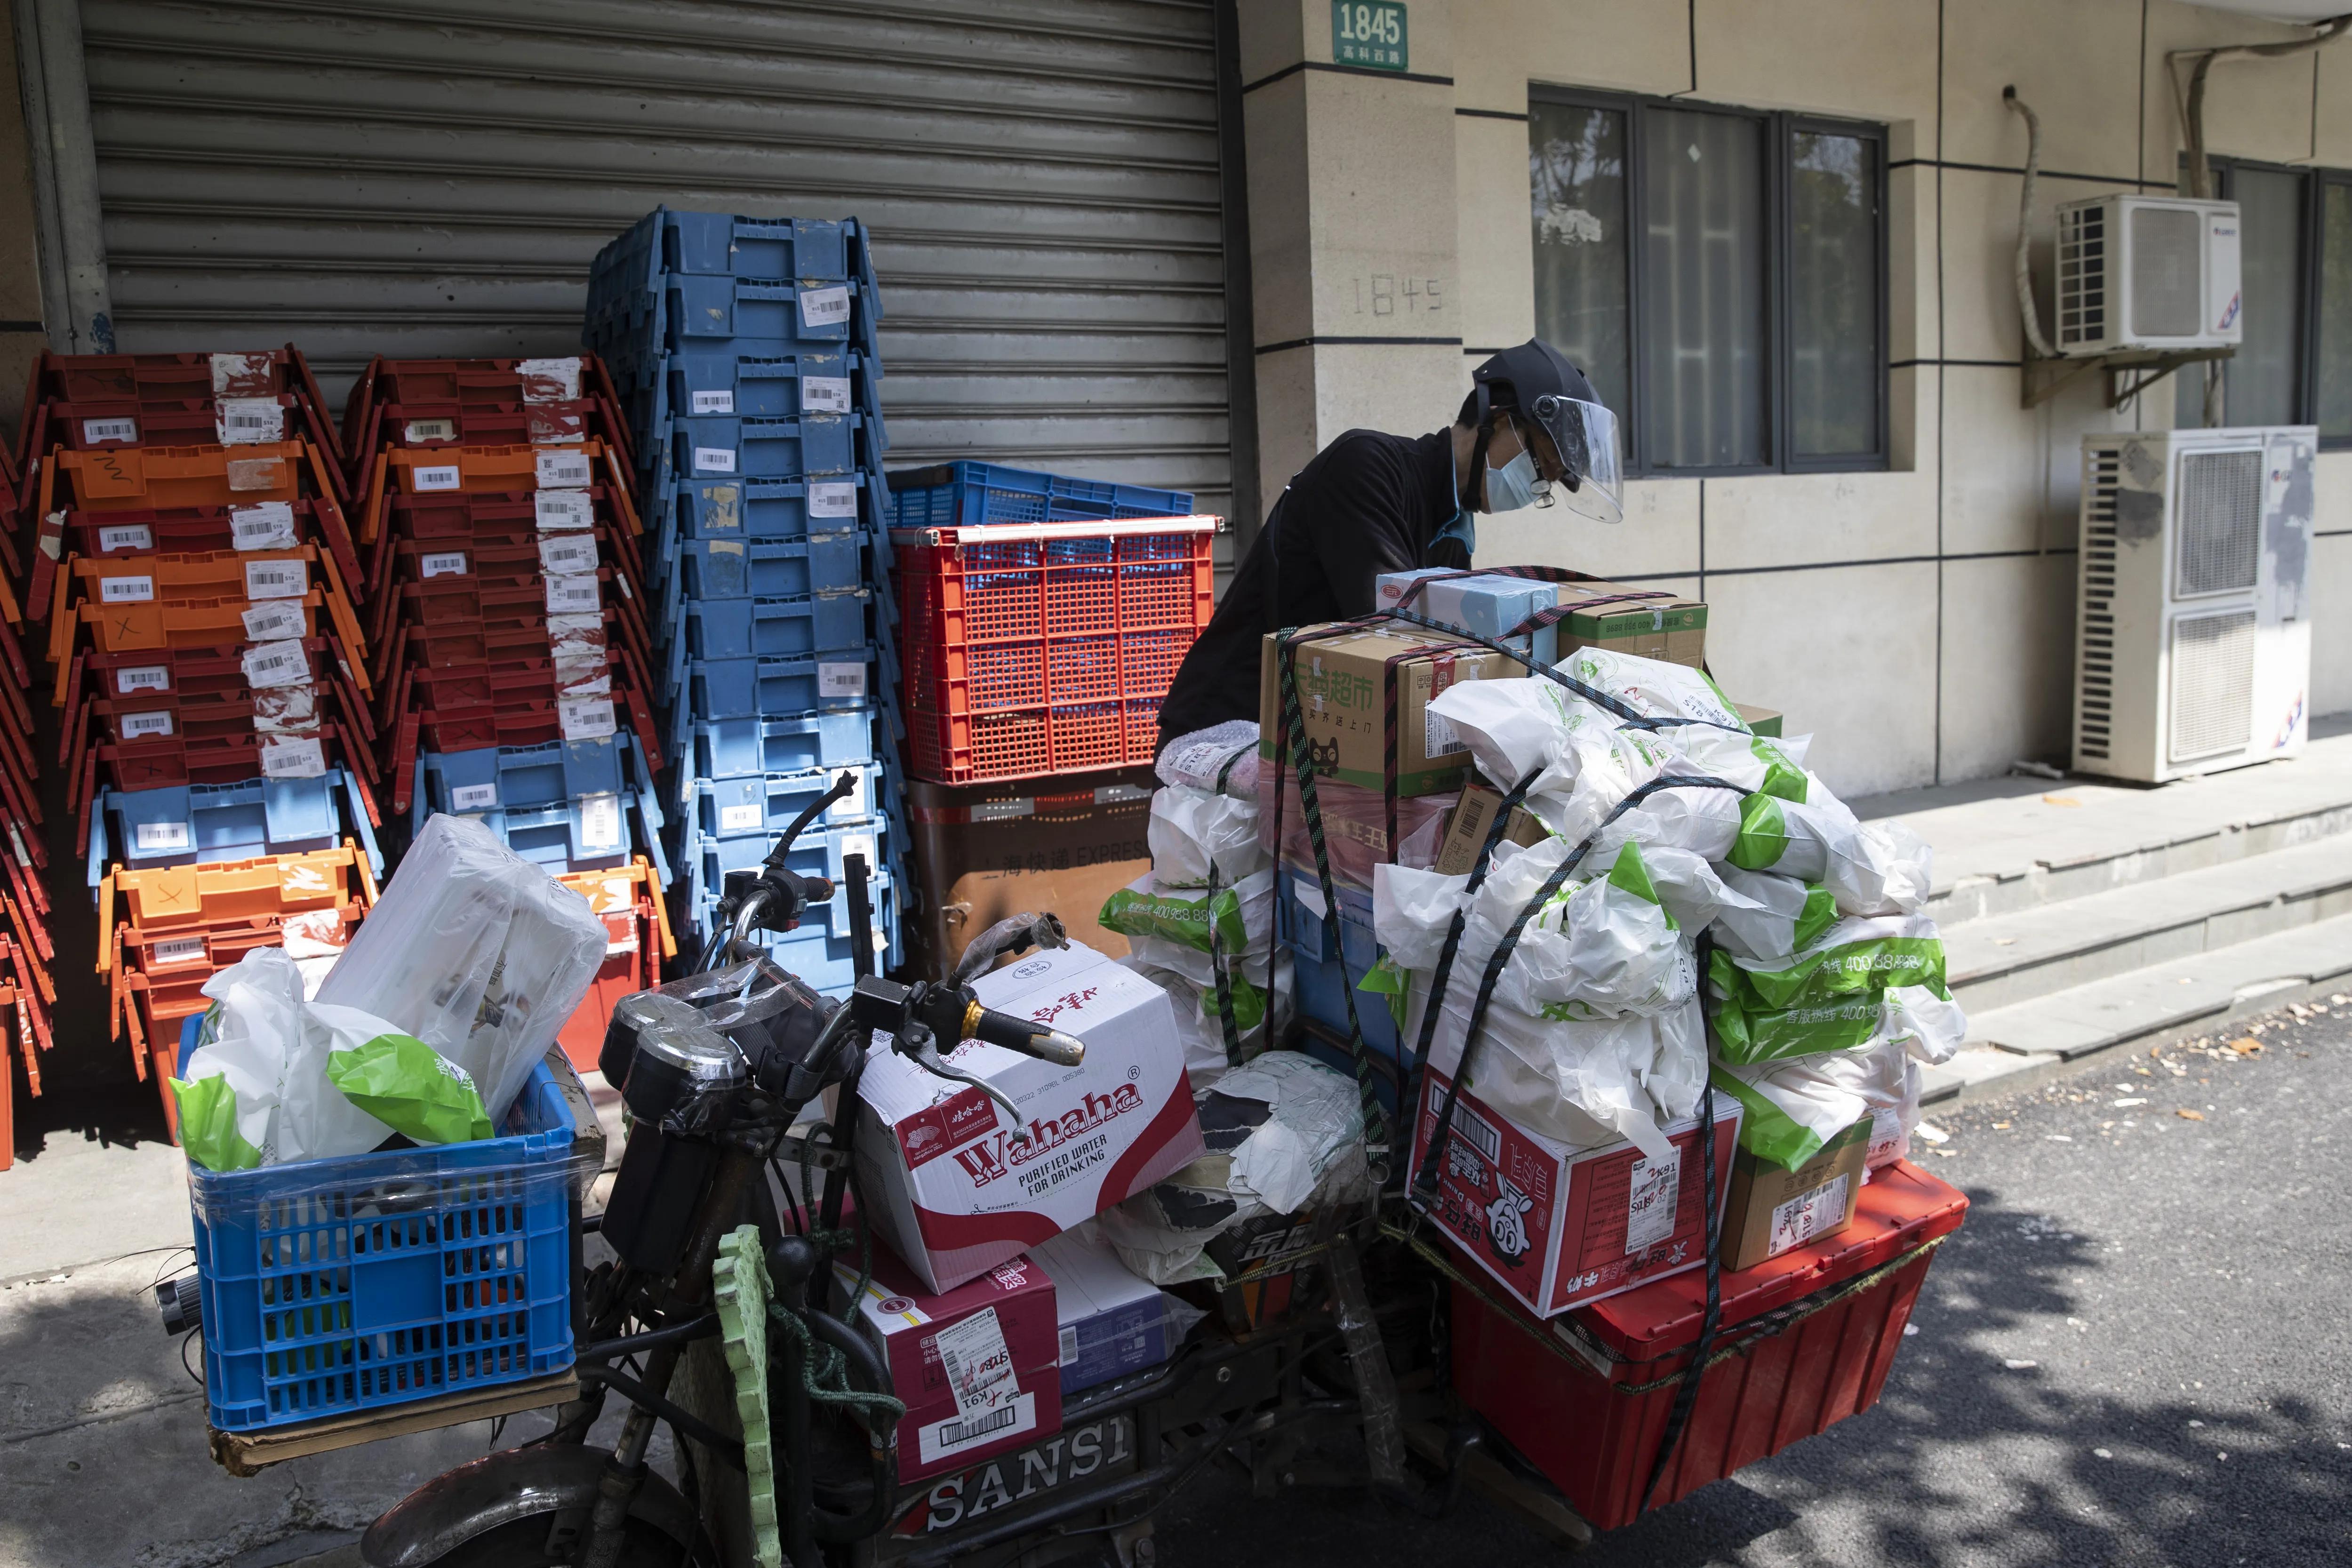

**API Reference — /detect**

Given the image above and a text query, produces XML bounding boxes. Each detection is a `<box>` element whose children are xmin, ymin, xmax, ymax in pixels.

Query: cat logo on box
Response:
<box><xmin>890</xmin><ymin>1415</ymin><xmax>1137</xmax><ymax>1539</ymax></box>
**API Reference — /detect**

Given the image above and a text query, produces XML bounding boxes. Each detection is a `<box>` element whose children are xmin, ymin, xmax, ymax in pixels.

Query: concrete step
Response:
<box><xmin>1940</xmin><ymin>912</ymin><xmax>2352</xmax><ymax>1095</ymax></box>
<box><xmin>1941</xmin><ymin>832</ymin><xmax>2352</xmax><ymax>1015</ymax></box>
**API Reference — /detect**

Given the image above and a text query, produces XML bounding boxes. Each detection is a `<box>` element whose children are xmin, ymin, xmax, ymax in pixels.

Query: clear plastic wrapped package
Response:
<box><xmin>316</xmin><ymin>813</ymin><xmax>605</xmax><ymax>1123</ymax></box>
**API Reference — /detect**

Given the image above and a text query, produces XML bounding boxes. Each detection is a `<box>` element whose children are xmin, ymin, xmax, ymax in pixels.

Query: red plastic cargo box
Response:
<box><xmin>1448</xmin><ymin>1160</ymin><xmax>1968</xmax><ymax>1532</ymax></box>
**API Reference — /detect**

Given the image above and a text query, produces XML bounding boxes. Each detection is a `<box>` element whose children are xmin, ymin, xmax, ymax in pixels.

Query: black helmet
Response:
<box><xmin>1466</xmin><ymin>340</ymin><xmax>1624</xmax><ymax>523</ymax></box>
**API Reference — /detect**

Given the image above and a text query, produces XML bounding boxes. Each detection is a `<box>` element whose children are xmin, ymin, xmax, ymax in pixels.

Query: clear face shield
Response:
<box><xmin>1518</xmin><ymin>393</ymin><xmax>1625</xmax><ymax>524</ymax></box>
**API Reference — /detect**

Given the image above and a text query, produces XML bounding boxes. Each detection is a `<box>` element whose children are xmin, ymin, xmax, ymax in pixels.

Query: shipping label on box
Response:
<box><xmin>838</xmin><ymin>1249</ymin><xmax>1063</xmax><ymax>1485</ymax></box>
<box><xmin>856</xmin><ymin>943</ymin><xmax>1206</xmax><ymax>1294</ymax></box>
<box><xmin>1410</xmin><ymin>1067</ymin><xmax>1740</xmax><ymax>1318</ymax></box>
<box><xmin>1433</xmin><ymin>782</ymin><xmax>1551</xmax><ymax>876</ymax></box>
<box><xmin>1257</xmin><ymin>625</ymin><xmax>1523</xmax><ymax>796</ymax></box>
<box><xmin>1720</xmin><ymin>1115</ymin><xmax>1869</xmax><ymax>1272</ymax></box>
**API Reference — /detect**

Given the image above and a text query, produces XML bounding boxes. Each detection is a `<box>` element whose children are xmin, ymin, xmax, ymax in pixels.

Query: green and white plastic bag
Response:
<box><xmin>1710</xmin><ymin>1037</ymin><xmax>1920</xmax><ymax>1172</ymax></box>
<box><xmin>1709</xmin><ymin>912</ymin><xmax>1948</xmax><ymax>1011</ymax></box>
<box><xmin>1147</xmin><ymin>782</ymin><xmax>1267</xmax><ymax>889</ymax></box>
<box><xmin>1099</xmin><ymin>869</ymin><xmax>1275</xmax><ymax>989</ymax></box>
<box><xmin>1709</xmin><ymin>865</ymin><xmax>1840</xmax><ymax>964</ymax></box>
<box><xmin>1496</xmin><ymin>840</ymin><xmax>1692</xmax><ymax>1019</ymax></box>
<box><xmin>1710</xmin><ymin>979</ymin><xmax>1965</xmax><ymax>1067</ymax></box>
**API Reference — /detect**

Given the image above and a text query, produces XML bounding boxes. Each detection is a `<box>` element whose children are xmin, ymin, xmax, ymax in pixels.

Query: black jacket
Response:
<box><xmin>1157</xmin><ymin>428</ymin><xmax>1468</xmax><ymax>745</ymax></box>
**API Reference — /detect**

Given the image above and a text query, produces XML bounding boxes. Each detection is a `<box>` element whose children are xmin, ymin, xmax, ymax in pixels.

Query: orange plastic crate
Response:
<box><xmin>551</xmin><ymin>857</ymin><xmax>675</xmax><ymax>1073</ymax></box>
<box><xmin>57</xmin><ymin>441</ymin><xmax>308</xmax><ymax>512</ymax></box>
<box><xmin>98</xmin><ymin>843</ymin><xmax>373</xmax><ymax>969</ymax></box>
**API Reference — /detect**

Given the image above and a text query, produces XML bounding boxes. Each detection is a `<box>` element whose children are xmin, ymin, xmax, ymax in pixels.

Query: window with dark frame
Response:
<box><xmin>1528</xmin><ymin>89</ymin><xmax>1888</xmax><ymax>477</ymax></box>
<box><xmin>2180</xmin><ymin>156</ymin><xmax>2352</xmax><ymax>446</ymax></box>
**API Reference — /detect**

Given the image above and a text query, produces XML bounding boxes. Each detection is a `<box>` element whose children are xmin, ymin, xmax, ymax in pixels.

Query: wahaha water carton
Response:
<box><xmin>855</xmin><ymin>943</ymin><xmax>1207</xmax><ymax>1293</ymax></box>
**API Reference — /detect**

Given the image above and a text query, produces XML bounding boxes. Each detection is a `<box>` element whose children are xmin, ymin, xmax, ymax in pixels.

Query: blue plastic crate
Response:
<box><xmin>410</xmin><ymin>734</ymin><xmax>666</xmax><ymax>881</ymax></box>
<box><xmin>887</xmin><ymin>461</ymin><xmax>1193</xmax><ymax>530</ymax></box>
<box><xmin>683</xmin><ymin>707</ymin><xmax>878</xmax><ymax>786</ymax></box>
<box><xmin>667</xmin><ymin>592</ymin><xmax>870</xmax><ymax>689</ymax></box>
<box><xmin>682</xmin><ymin>817</ymin><xmax>888</xmax><ymax>918</ymax></box>
<box><xmin>654</xmin><ymin>411</ymin><xmax>866</xmax><ymax>486</ymax></box>
<box><xmin>1277</xmin><ymin>869</ymin><xmax>1403</xmax><ymax>1071</ymax></box>
<box><xmin>687</xmin><ymin>865</ymin><xmax>899</xmax><ymax>999</ymax></box>
<box><xmin>672</xmin><ymin>649</ymin><xmax>880</xmax><ymax>760</ymax></box>
<box><xmin>688</xmin><ymin>766</ymin><xmax>880</xmax><ymax>844</ymax></box>
<box><xmin>588</xmin><ymin>275</ymin><xmax>880</xmax><ymax>363</ymax></box>
<box><xmin>593</xmin><ymin>209</ymin><xmax>853</xmax><ymax>290</ymax></box>
<box><xmin>673</xmin><ymin>534</ymin><xmax>866</xmax><ymax>603</ymax></box>
<box><xmin>188</xmin><ymin>1058</ymin><xmax>580</xmax><ymax>1433</ymax></box>
<box><xmin>419</xmin><ymin>736</ymin><xmax>628</xmax><ymax>816</ymax></box>
<box><xmin>663</xmin><ymin>349</ymin><xmax>883</xmax><ymax>418</ymax></box>
<box><xmin>91</xmin><ymin>771</ymin><xmax>383</xmax><ymax>888</ymax></box>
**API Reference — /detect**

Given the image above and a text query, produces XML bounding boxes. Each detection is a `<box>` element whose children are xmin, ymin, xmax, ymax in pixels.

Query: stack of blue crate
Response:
<box><xmin>584</xmin><ymin>208</ymin><xmax>909</xmax><ymax>992</ymax></box>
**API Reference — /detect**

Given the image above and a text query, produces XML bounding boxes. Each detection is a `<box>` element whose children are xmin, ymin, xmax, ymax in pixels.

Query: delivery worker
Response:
<box><xmin>1156</xmin><ymin>338</ymin><xmax>1624</xmax><ymax>743</ymax></box>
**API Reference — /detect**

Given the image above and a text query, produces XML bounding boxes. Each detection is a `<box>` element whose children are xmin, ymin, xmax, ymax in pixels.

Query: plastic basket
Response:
<box><xmin>684</xmin><ymin>708</ymin><xmax>878</xmax><ymax>784</ymax></box>
<box><xmin>685</xmin><ymin>867</ymin><xmax>897</xmax><ymax>999</ymax></box>
<box><xmin>188</xmin><ymin>1059</ymin><xmax>584</xmax><ymax>1432</ymax></box>
<box><xmin>656</xmin><ymin>413</ymin><xmax>862</xmax><ymax>483</ymax></box>
<box><xmin>887</xmin><ymin>461</ymin><xmax>1192</xmax><ymax>529</ymax></box>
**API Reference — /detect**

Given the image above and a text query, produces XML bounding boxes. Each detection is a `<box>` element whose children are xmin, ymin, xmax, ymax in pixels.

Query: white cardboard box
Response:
<box><xmin>856</xmin><ymin>944</ymin><xmax>1207</xmax><ymax>1293</ymax></box>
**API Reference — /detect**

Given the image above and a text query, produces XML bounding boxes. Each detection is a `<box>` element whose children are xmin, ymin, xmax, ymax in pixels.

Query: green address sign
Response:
<box><xmin>1333</xmin><ymin>1</ymin><xmax>1408</xmax><ymax>72</ymax></box>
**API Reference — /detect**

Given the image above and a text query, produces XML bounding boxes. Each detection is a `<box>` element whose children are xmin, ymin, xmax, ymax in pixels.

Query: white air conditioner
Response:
<box><xmin>2055</xmin><ymin>195</ymin><xmax>2242</xmax><ymax>356</ymax></box>
<box><xmin>2073</xmin><ymin>427</ymin><xmax>2313</xmax><ymax>784</ymax></box>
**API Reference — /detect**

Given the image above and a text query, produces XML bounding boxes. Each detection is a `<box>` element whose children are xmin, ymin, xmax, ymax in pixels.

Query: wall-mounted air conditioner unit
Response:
<box><xmin>2073</xmin><ymin>427</ymin><xmax>2313</xmax><ymax>784</ymax></box>
<box><xmin>2055</xmin><ymin>195</ymin><xmax>2242</xmax><ymax>357</ymax></box>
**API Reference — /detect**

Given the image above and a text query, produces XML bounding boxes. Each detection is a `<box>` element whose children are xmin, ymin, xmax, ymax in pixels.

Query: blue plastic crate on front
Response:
<box><xmin>587</xmin><ymin>206</ymin><xmax>912</xmax><ymax>992</ymax></box>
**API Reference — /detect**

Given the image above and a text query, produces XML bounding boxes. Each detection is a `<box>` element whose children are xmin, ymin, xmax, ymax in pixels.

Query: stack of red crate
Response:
<box><xmin>345</xmin><ymin>357</ymin><xmax>665</xmax><ymax>816</ymax></box>
<box><xmin>0</xmin><ymin>432</ymin><xmax>55</xmax><ymax>1137</ymax></box>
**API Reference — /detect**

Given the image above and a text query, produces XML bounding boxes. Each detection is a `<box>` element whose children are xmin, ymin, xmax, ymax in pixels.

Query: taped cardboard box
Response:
<box><xmin>1410</xmin><ymin>1065</ymin><xmax>1741</xmax><ymax>1319</ymax></box>
<box><xmin>854</xmin><ymin>942</ymin><xmax>1207</xmax><ymax>1293</ymax></box>
<box><xmin>836</xmin><ymin>1248</ymin><xmax>1062</xmax><ymax>1484</ymax></box>
<box><xmin>1256</xmin><ymin>624</ymin><xmax>1522</xmax><ymax>798</ymax></box>
<box><xmin>1719</xmin><ymin>1114</ymin><xmax>1868</xmax><ymax>1272</ymax></box>
<box><xmin>1433</xmin><ymin>782</ymin><xmax>1552</xmax><ymax>876</ymax></box>
<box><xmin>905</xmin><ymin>771</ymin><xmax>1154</xmax><ymax>980</ymax></box>
<box><xmin>1550</xmin><ymin>580</ymin><xmax>1707</xmax><ymax>669</ymax></box>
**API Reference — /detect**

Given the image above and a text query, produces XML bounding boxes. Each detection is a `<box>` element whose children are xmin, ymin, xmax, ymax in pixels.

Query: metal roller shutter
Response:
<box><xmin>74</xmin><ymin>0</ymin><xmax>1235</xmax><ymax>516</ymax></box>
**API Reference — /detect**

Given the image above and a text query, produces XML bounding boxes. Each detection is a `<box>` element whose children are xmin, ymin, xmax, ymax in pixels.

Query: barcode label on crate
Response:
<box><xmin>799</xmin><ymin>285</ymin><xmax>852</xmax><ymax>328</ymax></box>
<box><xmin>693</xmin><ymin>446</ymin><xmax>736</xmax><ymax>475</ymax></box>
<box><xmin>216</xmin><ymin>398</ymin><xmax>285</xmax><ymax>444</ymax></box>
<box><xmin>808</xmin><ymin>480</ymin><xmax>857</xmax><ymax>519</ymax></box>
<box><xmin>260</xmin><ymin>735</ymin><xmax>328</xmax><ymax>779</ymax></box>
<box><xmin>251</xmin><ymin>683</ymin><xmax>320</xmax><ymax>732</ymax></box>
<box><xmin>230</xmin><ymin>502</ymin><xmax>298</xmax><ymax>550</ymax></box>
<box><xmin>117</xmin><ymin>665</ymin><xmax>171</xmax><ymax>694</ymax></box>
<box><xmin>691</xmin><ymin>388</ymin><xmax>735</xmax><ymax>415</ymax></box>
<box><xmin>97</xmin><ymin>524</ymin><xmax>153</xmax><ymax>552</ymax></box>
<box><xmin>818</xmin><ymin>661</ymin><xmax>867</xmax><ymax>698</ymax></box>
<box><xmin>121</xmin><ymin>709</ymin><xmax>174</xmax><ymax>738</ymax></box>
<box><xmin>241</xmin><ymin>601</ymin><xmax>306</xmax><ymax>641</ymax></box>
<box><xmin>801</xmin><ymin>376</ymin><xmax>850</xmax><ymax>413</ymax></box>
<box><xmin>82</xmin><ymin>416</ymin><xmax>138</xmax><ymax>444</ymax></box>
<box><xmin>538</xmin><ymin>535</ymin><xmax>597</xmax><ymax>576</ymax></box>
<box><xmin>101</xmin><ymin>575</ymin><xmax>155</xmax><ymax>604</ymax></box>
<box><xmin>412</xmin><ymin>464</ymin><xmax>462</xmax><ymax>492</ymax></box>
<box><xmin>544</xmin><ymin>575</ymin><xmax>602</xmax><ymax>615</ymax></box>
<box><xmin>534</xmin><ymin>488</ymin><xmax>593</xmax><ymax>532</ymax></box>
<box><xmin>450</xmin><ymin>783</ymin><xmax>500</xmax><ymax>811</ymax></box>
<box><xmin>244</xmin><ymin>558</ymin><xmax>306</xmax><ymax>600</ymax></box>
<box><xmin>403</xmin><ymin>418</ymin><xmax>457</xmax><ymax>443</ymax></box>
<box><xmin>719</xmin><ymin>803</ymin><xmax>762</xmax><ymax>831</ymax></box>
<box><xmin>536</xmin><ymin>450</ymin><xmax>593</xmax><ymax>488</ymax></box>
<box><xmin>420</xmin><ymin>550</ymin><xmax>469</xmax><ymax>578</ymax></box>
<box><xmin>224</xmin><ymin>456</ymin><xmax>285</xmax><ymax>492</ymax></box>
<box><xmin>152</xmin><ymin>935</ymin><xmax>208</xmax><ymax>967</ymax></box>
<box><xmin>1624</xmin><ymin>1148</ymin><xmax>1681</xmax><ymax>1255</ymax></box>
<box><xmin>210</xmin><ymin>352</ymin><xmax>274</xmax><ymax>396</ymax></box>
<box><xmin>241</xmin><ymin>638</ymin><xmax>308</xmax><ymax>688</ymax></box>
<box><xmin>840</xmin><ymin>834</ymin><xmax>876</xmax><ymax>872</ymax></box>
<box><xmin>134</xmin><ymin>820</ymin><xmax>192</xmax><ymax>851</ymax></box>
<box><xmin>560</xmin><ymin>696</ymin><xmax>617</xmax><ymax>741</ymax></box>
<box><xmin>516</xmin><ymin>357</ymin><xmax>582</xmax><ymax>402</ymax></box>
<box><xmin>578</xmin><ymin>792</ymin><xmax>623</xmax><ymax>849</ymax></box>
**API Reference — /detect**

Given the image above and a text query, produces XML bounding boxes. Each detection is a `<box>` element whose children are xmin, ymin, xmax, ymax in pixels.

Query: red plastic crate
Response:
<box><xmin>1447</xmin><ymin>1160</ymin><xmax>1969</xmax><ymax>1533</ymax></box>
<box><xmin>894</xmin><ymin>516</ymin><xmax>1216</xmax><ymax>784</ymax></box>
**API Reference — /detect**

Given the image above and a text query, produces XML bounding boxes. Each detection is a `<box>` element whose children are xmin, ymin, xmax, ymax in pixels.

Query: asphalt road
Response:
<box><xmin>1154</xmin><ymin>1000</ymin><xmax>2352</xmax><ymax>1568</ymax></box>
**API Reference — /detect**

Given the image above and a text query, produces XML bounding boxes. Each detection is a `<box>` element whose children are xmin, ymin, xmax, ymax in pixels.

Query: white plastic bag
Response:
<box><xmin>1709</xmin><ymin>865</ymin><xmax>1829</xmax><ymax>963</ymax></box>
<box><xmin>1148</xmin><ymin>783</ymin><xmax>1266</xmax><ymax>888</ymax></box>
<box><xmin>183</xmin><ymin>948</ymin><xmax>397</xmax><ymax>1166</ymax></box>
<box><xmin>1413</xmin><ymin>986</ymin><xmax>1703</xmax><ymax>1160</ymax></box>
<box><xmin>1156</xmin><ymin>720</ymin><xmax>1260</xmax><ymax>798</ymax></box>
<box><xmin>1714</xmin><ymin>1038</ymin><xmax>1921</xmax><ymax>1173</ymax></box>
<box><xmin>1371</xmin><ymin>862</ymin><xmax>1469</xmax><ymax>973</ymax></box>
<box><xmin>1551</xmin><ymin>646</ymin><xmax>1745</xmax><ymax>729</ymax></box>
<box><xmin>316</xmin><ymin>814</ymin><xmax>604</xmax><ymax>1123</ymax></box>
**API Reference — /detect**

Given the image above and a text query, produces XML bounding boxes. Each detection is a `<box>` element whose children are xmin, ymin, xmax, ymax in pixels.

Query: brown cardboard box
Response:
<box><xmin>1257</xmin><ymin>624</ymin><xmax>1522</xmax><ymax>797</ymax></box>
<box><xmin>1734</xmin><ymin>703</ymin><xmax>1783</xmax><ymax>738</ymax></box>
<box><xmin>1720</xmin><ymin>1115</ymin><xmax>1870</xmax><ymax>1272</ymax></box>
<box><xmin>1552</xmin><ymin>580</ymin><xmax>1707</xmax><ymax>668</ymax></box>
<box><xmin>905</xmin><ymin>770</ymin><xmax>1154</xmax><ymax>980</ymax></box>
<box><xmin>1432</xmin><ymin>781</ymin><xmax>1550</xmax><ymax>875</ymax></box>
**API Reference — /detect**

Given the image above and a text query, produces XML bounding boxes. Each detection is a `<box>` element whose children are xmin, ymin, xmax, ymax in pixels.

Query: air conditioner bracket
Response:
<box><xmin>2022</xmin><ymin>346</ymin><xmax>2234</xmax><ymax>411</ymax></box>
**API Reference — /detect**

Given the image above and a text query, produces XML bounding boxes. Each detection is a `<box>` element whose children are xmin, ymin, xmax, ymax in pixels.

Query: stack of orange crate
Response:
<box><xmin>15</xmin><ymin>349</ymin><xmax>382</xmax><ymax>1134</ymax></box>
<box><xmin>0</xmin><ymin>427</ymin><xmax>56</xmax><ymax>1154</ymax></box>
<box><xmin>347</xmin><ymin>358</ymin><xmax>674</xmax><ymax>1069</ymax></box>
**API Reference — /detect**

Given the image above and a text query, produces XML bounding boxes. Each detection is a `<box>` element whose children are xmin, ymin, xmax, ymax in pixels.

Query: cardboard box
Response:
<box><xmin>1720</xmin><ymin>1116</ymin><xmax>1869</xmax><ymax>1272</ymax></box>
<box><xmin>1409</xmin><ymin>1066</ymin><xmax>1741</xmax><ymax>1318</ymax></box>
<box><xmin>837</xmin><ymin>1248</ymin><xmax>1062</xmax><ymax>1484</ymax></box>
<box><xmin>1257</xmin><ymin>624</ymin><xmax>1522</xmax><ymax>796</ymax></box>
<box><xmin>1550</xmin><ymin>580</ymin><xmax>1707</xmax><ymax>669</ymax></box>
<box><xmin>1376</xmin><ymin>570</ymin><xmax>1564</xmax><ymax>664</ymax></box>
<box><xmin>1032</xmin><ymin>1223</ymin><xmax>1181</xmax><ymax>1395</ymax></box>
<box><xmin>1734</xmin><ymin>702</ymin><xmax>1783</xmax><ymax>739</ymax></box>
<box><xmin>905</xmin><ymin>771</ymin><xmax>1154</xmax><ymax>981</ymax></box>
<box><xmin>854</xmin><ymin>942</ymin><xmax>1207</xmax><ymax>1293</ymax></box>
<box><xmin>1432</xmin><ymin>782</ymin><xmax>1551</xmax><ymax>876</ymax></box>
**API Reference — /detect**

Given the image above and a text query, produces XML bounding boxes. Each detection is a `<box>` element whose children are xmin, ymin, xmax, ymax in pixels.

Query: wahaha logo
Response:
<box><xmin>951</xmin><ymin>1084</ymin><xmax>1144</xmax><ymax>1186</ymax></box>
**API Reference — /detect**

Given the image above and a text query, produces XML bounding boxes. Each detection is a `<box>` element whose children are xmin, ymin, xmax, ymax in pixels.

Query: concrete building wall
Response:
<box><xmin>0</xmin><ymin>0</ymin><xmax>48</xmax><ymax>432</ymax></box>
<box><xmin>1240</xmin><ymin>0</ymin><xmax>2352</xmax><ymax>798</ymax></box>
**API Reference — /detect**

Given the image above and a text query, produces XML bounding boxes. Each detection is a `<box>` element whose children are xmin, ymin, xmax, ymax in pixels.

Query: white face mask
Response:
<box><xmin>1483</xmin><ymin>448</ymin><xmax>1540</xmax><ymax>513</ymax></box>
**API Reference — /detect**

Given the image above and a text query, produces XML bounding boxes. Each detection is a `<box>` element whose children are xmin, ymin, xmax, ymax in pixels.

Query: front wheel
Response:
<box><xmin>426</xmin><ymin>1515</ymin><xmax>701</xmax><ymax>1567</ymax></box>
